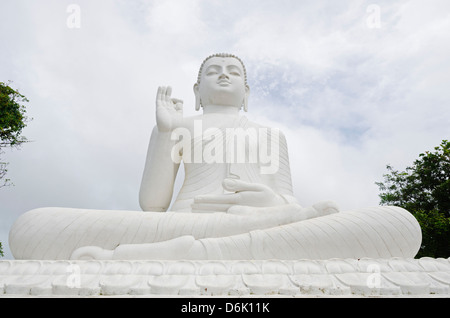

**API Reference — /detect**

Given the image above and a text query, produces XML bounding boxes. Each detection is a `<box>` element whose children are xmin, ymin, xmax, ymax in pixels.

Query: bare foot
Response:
<box><xmin>70</xmin><ymin>246</ymin><xmax>114</xmax><ymax>260</ymax></box>
<box><xmin>313</xmin><ymin>201</ymin><xmax>340</xmax><ymax>216</ymax></box>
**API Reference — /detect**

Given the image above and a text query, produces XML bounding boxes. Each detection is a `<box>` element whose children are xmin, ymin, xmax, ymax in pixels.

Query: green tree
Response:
<box><xmin>0</xmin><ymin>81</ymin><xmax>30</xmax><ymax>188</ymax></box>
<box><xmin>1</xmin><ymin>81</ymin><xmax>30</xmax><ymax>258</ymax></box>
<box><xmin>376</xmin><ymin>140</ymin><xmax>450</xmax><ymax>258</ymax></box>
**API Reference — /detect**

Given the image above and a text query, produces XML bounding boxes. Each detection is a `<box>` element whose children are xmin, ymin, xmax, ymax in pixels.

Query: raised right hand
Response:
<box><xmin>156</xmin><ymin>86</ymin><xmax>183</xmax><ymax>132</ymax></box>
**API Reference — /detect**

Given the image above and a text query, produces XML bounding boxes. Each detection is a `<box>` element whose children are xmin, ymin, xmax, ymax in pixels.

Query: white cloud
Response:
<box><xmin>145</xmin><ymin>0</ymin><xmax>205</xmax><ymax>36</ymax></box>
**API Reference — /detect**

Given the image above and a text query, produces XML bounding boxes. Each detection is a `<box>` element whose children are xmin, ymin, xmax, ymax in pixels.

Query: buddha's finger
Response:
<box><xmin>191</xmin><ymin>203</ymin><xmax>231</xmax><ymax>212</ymax></box>
<box><xmin>165</xmin><ymin>86</ymin><xmax>172</xmax><ymax>100</ymax></box>
<box><xmin>226</xmin><ymin>205</ymin><xmax>258</xmax><ymax>216</ymax></box>
<box><xmin>156</xmin><ymin>86</ymin><xmax>162</xmax><ymax>102</ymax></box>
<box><xmin>222</xmin><ymin>178</ymin><xmax>266</xmax><ymax>193</ymax></box>
<box><xmin>172</xmin><ymin>98</ymin><xmax>184</xmax><ymax>111</ymax></box>
<box><xmin>158</xmin><ymin>86</ymin><xmax>167</xmax><ymax>104</ymax></box>
<box><xmin>194</xmin><ymin>193</ymin><xmax>240</xmax><ymax>204</ymax></box>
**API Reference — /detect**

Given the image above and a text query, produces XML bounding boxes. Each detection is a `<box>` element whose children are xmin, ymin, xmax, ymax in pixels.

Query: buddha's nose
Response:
<box><xmin>219</xmin><ymin>73</ymin><xmax>229</xmax><ymax>79</ymax></box>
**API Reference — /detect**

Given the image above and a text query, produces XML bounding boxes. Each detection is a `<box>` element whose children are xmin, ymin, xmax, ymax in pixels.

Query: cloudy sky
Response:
<box><xmin>1</xmin><ymin>0</ymin><xmax>449</xmax><ymax>259</ymax></box>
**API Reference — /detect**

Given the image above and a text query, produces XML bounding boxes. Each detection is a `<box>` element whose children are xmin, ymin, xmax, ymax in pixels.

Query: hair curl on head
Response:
<box><xmin>197</xmin><ymin>53</ymin><xmax>247</xmax><ymax>85</ymax></box>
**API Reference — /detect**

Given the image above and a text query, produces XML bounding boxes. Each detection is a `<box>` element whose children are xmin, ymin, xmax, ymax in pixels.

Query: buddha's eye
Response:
<box><xmin>230</xmin><ymin>71</ymin><xmax>241</xmax><ymax>76</ymax></box>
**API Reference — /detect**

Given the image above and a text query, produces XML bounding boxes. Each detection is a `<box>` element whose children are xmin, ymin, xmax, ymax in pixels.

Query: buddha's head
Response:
<box><xmin>194</xmin><ymin>53</ymin><xmax>250</xmax><ymax>112</ymax></box>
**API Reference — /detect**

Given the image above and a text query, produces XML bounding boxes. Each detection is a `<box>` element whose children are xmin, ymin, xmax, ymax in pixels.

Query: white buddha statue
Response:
<box><xmin>9</xmin><ymin>54</ymin><xmax>422</xmax><ymax>260</ymax></box>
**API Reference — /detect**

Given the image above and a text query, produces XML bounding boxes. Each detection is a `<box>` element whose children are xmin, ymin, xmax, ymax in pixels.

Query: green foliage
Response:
<box><xmin>376</xmin><ymin>140</ymin><xmax>450</xmax><ymax>258</ymax></box>
<box><xmin>0</xmin><ymin>81</ymin><xmax>29</xmax><ymax>146</ymax></box>
<box><xmin>412</xmin><ymin>210</ymin><xmax>450</xmax><ymax>258</ymax></box>
<box><xmin>0</xmin><ymin>81</ymin><xmax>30</xmax><ymax>188</ymax></box>
<box><xmin>0</xmin><ymin>82</ymin><xmax>30</xmax><ymax>257</ymax></box>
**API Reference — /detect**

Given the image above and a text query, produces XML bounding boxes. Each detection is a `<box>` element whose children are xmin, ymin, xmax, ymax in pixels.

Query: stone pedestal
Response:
<box><xmin>1</xmin><ymin>258</ymin><xmax>449</xmax><ymax>297</ymax></box>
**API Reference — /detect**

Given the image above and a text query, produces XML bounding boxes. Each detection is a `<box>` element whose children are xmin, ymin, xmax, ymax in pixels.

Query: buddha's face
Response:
<box><xmin>195</xmin><ymin>57</ymin><xmax>249</xmax><ymax>109</ymax></box>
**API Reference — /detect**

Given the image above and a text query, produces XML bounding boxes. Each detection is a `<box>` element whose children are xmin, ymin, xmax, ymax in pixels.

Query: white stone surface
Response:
<box><xmin>1</xmin><ymin>258</ymin><xmax>449</xmax><ymax>297</ymax></box>
<box><xmin>10</xmin><ymin>206</ymin><xmax>421</xmax><ymax>261</ymax></box>
<box><xmin>7</xmin><ymin>53</ymin><xmax>423</xmax><ymax>262</ymax></box>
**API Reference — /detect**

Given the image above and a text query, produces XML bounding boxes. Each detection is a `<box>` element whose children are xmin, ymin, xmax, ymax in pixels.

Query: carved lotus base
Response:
<box><xmin>1</xmin><ymin>258</ymin><xmax>449</xmax><ymax>297</ymax></box>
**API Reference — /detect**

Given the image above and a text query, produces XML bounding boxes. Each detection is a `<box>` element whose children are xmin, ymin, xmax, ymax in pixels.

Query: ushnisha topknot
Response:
<box><xmin>197</xmin><ymin>53</ymin><xmax>247</xmax><ymax>85</ymax></box>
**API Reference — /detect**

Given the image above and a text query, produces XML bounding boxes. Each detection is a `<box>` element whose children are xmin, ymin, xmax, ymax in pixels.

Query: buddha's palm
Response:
<box><xmin>156</xmin><ymin>86</ymin><xmax>183</xmax><ymax>132</ymax></box>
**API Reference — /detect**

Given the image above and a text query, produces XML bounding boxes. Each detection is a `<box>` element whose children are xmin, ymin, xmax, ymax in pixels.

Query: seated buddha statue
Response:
<box><xmin>9</xmin><ymin>53</ymin><xmax>422</xmax><ymax>261</ymax></box>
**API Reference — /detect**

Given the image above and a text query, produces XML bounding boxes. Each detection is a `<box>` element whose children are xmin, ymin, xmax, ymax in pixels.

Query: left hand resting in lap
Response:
<box><xmin>192</xmin><ymin>178</ymin><xmax>287</xmax><ymax>214</ymax></box>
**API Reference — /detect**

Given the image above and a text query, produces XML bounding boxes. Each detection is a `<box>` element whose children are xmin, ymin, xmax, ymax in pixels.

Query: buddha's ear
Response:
<box><xmin>193</xmin><ymin>83</ymin><xmax>201</xmax><ymax>111</ymax></box>
<box><xmin>243</xmin><ymin>85</ymin><xmax>250</xmax><ymax>112</ymax></box>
